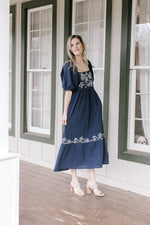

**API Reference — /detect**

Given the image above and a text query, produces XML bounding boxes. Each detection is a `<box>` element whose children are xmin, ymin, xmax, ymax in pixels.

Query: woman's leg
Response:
<box><xmin>71</xmin><ymin>169</ymin><xmax>78</xmax><ymax>182</ymax></box>
<box><xmin>70</xmin><ymin>169</ymin><xmax>84</xmax><ymax>196</ymax></box>
<box><xmin>88</xmin><ymin>168</ymin><xmax>96</xmax><ymax>183</ymax></box>
<box><xmin>87</xmin><ymin>168</ymin><xmax>104</xmax><ymax>196</ymax></box>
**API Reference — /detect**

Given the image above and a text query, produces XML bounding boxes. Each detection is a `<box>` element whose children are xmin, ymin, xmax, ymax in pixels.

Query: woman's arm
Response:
<box><xmin>62</xmin><ymin>90</ymin><xmax>72</xmax><ymax>125</ymax></box>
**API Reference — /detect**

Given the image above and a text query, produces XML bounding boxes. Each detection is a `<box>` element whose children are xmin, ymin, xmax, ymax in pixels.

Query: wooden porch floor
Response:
<box><xmin>20</xmin><ymin>160</ymin><xmax>150</xmax><ymax>225</ymax></box>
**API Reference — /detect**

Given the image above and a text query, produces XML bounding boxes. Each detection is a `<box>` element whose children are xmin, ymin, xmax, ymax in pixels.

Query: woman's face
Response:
<box><xmin>70</xmin><ymin>38</ymin><xmax>83</xmax><ymax>57</ymax></box>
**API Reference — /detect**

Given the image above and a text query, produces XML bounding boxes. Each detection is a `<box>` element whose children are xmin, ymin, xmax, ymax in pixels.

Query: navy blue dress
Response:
<box><xmin>54</xmin><ymin>60</ymin><xmax>109</xmax><ymax>172</ymax></box>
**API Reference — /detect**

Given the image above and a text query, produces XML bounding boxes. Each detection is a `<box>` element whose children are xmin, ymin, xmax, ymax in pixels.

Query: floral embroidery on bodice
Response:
<box><xmin>78</xmin><ymin>70</ymin><xmax>93</xmax><ymax>88</ymax></box>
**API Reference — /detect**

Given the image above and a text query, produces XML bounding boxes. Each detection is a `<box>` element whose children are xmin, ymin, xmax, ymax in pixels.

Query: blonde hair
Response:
<box><xmin>66</xmin><ymin>34</ymin><xmax>88</xmax><ymax>71</ymax></box>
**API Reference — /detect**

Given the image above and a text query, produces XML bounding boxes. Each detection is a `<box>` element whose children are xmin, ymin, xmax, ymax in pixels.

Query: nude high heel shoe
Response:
<box><xmin>86</xmin><ymin>181</ymin><xmax>104</xmax><ymax>197</ymax></box>
<box><xmin>70</xmin><ymin>181</ymin><xmax>85</xmax><ymax>196</ymax></box>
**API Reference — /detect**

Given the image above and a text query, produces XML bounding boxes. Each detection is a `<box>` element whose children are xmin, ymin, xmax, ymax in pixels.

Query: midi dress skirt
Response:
<box><xmin>54</xmin><ymin>60</ymin><xmax>109</xmax><ymax>172</ymax></box>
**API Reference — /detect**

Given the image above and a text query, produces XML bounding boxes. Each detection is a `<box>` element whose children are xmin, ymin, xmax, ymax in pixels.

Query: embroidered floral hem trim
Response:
<box><xmin>62</xmin><ymin>133</ymin><xmax>104</xmax><ymax>145</ymax></box>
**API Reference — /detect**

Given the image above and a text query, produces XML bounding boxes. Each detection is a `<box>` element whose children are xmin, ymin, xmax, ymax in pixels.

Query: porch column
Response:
<box><xmin>0</xmin><ymin>0</ymin><xmax>9</xmax><ymax>155</ymax></box>
<box><xmin>0</xmin><ymin>1</ymin><xmax>19</xmax><ymax>225</ymax></box>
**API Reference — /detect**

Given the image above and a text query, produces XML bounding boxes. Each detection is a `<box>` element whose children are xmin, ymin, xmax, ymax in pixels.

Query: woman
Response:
<box><xmin>54</xmin><ymin>34</ymin><xmax>109</xmax><ymax>197</ymax></box>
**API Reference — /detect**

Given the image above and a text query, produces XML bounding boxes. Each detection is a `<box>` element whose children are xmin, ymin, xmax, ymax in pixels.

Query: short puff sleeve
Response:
<box><xmin>60</xmin><ymin>62</ymin><xmax>78</xmax><ymax>91</ymax></box>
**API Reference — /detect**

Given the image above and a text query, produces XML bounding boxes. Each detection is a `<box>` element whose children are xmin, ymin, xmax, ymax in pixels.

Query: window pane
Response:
<box><xmin>88</xmin><ymin>45</ymin><xmax>103</xmax><ymax>69</ymax></box>
<box><xmin>75</xmin><ymin>0</ymin><xmax>89</xmax><ymax>24</ymax></box>
<box><xmin>43</xmin><ymin>72</ymin><xmax>51</xmax><ymax>90</ymax></box>
<box><xmin>134</xmin><ymin>70</ymin><xmax>150</xmax><ymax>146</ymax></box>
<box><xmin>136</xmin><ymin>0</ymin><xmax>150</xmax><ymax>14</ymax></box>
<box><xmin>41</xmin><ymin>8</ymin><xmax>52</xmax><ymax>29</ymax></box>
<box><xmin>32</xmin><ymin>91</ymin><xmax>42</xmax><ymax>108</ymax></box>
<box><xmin>136</xmin><ymin>13</ymin><xmax>150</xmax><ymax>26</ymax></box>
<box><xmin>40</xmin><ymin>30</ymin><xmax>51</xmax><ymax>69</ymax></box>
<box><xmin>135</xmin><ymin>18</ymin><xmax>150</xmax><ymax>41</ymax></box>
<box><xmin>42</xmin><ymin>110</ymin><xmax>50</xmax><ymax>129</ymax></box>
<box><xmin>135</xmin><ymin>95</ymin><xmax>150</xmax><ymax>119</ymax></box>
<box><xmin>134</xmin><ymin>120</ymin><xmax>149</xmax><ymax>145</ymax></box>
<box><xmin>90</xmin><ymin>0</ymin><xmax>105</xmax><ymax>21</ymax></box>
<box><xmin>27</xmin><ymin>71</ymin><xmax>51</xmax><ymax>134</ymax></box>
<box><xmin>41</xmin><ymin>30</ymin><xmax>51</xmax><ymax>50</ymax></box>
<box><xmin>30</xmin><ymin>31</ymin><xmax>40</xmax><ymax>50</ymax></box>
<box><xmin>32</xmin><ymin>72</ymin><xmax>42</xmax><ymax>89</ymax></box>
<box><xmin>136</xmin><ymin>70</ymin><xmax>150</xmax><ymax>95</ymax></box>
<box><xmin>32</xmin><ymin>109</ymin><xmax>41</xmax><ymax>127</ymax></box>
<box><xmin>89</xmin><ymin>21</ymin><xmax>104</xmax><ymax>46</ymax></box>
<box><xmin>89</xmin><ymin>21</ymin><xmax>104</xmax><ymax>68</ymax></box>
<box><xmin>29</xmin><ymin>7</ymin><xmax>52</xmax><ymax>70</ymax></box>
<box><xmin>32</xmin><ymin>11</ymin><xmax>40</xmax><ymax>30</ymax></box>
<box><xmin>40</xmin><ymin>50</ymin><xmax>51</xmax><ymax>69</ymax></box>
<box><xmin>135</xmin><ymin>41</ymin><xmax>150</xmax><ymax>66</ymax></box>
<box><xmin>43</xmin><ymin>91</ymin><xmax>50</xmax><ymax>109</ymax></box>
<box><xmin>30</xmin><ymin>51</ymin><xmax>40</xmax><ymax>69</ymax></box>
<box><xmin>42</xmin><ymin>72</ymin><xmax>51</xmax><ymax>109</ymax></box>
<box><xmin>75</xmin><ymin>24</ymin><xmax>88</xmax><ymax>43</ymax></box>
<box><xmin>134</xmin><ymin>1</ymin><xmax>150</xmax><ymax>66</ymax></box>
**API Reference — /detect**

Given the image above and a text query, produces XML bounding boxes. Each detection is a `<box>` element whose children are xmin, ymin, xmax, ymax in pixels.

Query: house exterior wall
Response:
<box><xmin>9</xmin><ymin>0</ymin><xmax>150</xmax><ymax>197</ymax></box>
<box><xmin>0</xmin><ymin>0</ymin><xmax>20</xmax><ymax>224</ymax></box>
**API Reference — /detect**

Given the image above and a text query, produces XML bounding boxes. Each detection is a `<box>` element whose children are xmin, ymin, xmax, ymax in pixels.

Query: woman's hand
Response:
<box><xmin>62</xmin><ymin>113</ymin><xmax>67</xmax><ymax>125</ymax></box>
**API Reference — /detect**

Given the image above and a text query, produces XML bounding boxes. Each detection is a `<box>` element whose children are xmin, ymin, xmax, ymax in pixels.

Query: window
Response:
<box><xmin>72</xmin><ymin>0</ymin><xmax>106</xmax><ymax>102</ymax></box>
<box><xmin>27</xmin><ymin>5</ymin><xmax>52</xmax><ymax>135</ymax></box>
<box><xmin>118</xmin><ymin>0</ymin><xmax>150</xmax><ymax>165</ymax></box>
<box><xmin>128</xmin><ymin>0</ymin><xmax>150</xmax><ymax>153</ymax></box>
<box><xmin>9</xmin><ymin>5</ymin><xmax>16</xmax><ymax>136</ymax></box>
<box><xmin>21</xmin><ymin>0</ymin><xmax>56</xmax><ymax>144</ymax></box>
<box><xmin>64</xmin><ymin>0</ymin><xmax>112</xmax><ymax>140</ymax></box>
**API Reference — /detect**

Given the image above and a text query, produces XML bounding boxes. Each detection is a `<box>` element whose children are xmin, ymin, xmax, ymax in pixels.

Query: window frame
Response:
<box><xmin>9</xmin><ymin>5</ymin><xmax>16</xmax><ymax>137</ymax></box>
<box><xmin>27</xmin><ymin>5</ymin><xmax>53</xmax><ymax>135</ymax></box>
<box><xmin>63</xmin><ymin>0</ymin><xmax>112</xmax><ymax>143</ymax></box>
<box><xmin>118</xmin><ymin>0</ymin><xmax>150</xmax><ymax>165</ymax></box>
<box><xmin>20</xmin><ymin>0</ymin><xmax>57</xmax><ymax>144</ymax></box>
<box><xmin>129</xmin><ymin>0</ymin><xmax>150</xmax><ymax>153</ymax></box>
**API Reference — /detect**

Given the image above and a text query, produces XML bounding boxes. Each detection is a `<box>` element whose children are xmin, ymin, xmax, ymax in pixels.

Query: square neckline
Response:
<box><xmin>76</xmin><ymin>60</ymin><xmax>91</xmax><ymax>73</ymax></box>
<box><xmin>77</xmin><ymin>70</ymin><xmax>90</xmax><ymax>73</ymax></box>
